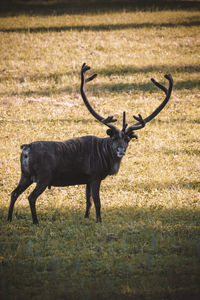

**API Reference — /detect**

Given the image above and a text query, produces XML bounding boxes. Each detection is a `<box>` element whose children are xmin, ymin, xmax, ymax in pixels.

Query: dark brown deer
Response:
<box><xmin>8</xmin><ymin>63</ymin><xmax>173</xmax><ymax>224</ymax></box>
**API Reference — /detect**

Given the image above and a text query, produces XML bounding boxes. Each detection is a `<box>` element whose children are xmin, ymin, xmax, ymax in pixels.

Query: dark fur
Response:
<box><xmin>8</xmin><ymin>132</ymin><xmax>130</xmax><ymax>224</ymax></box>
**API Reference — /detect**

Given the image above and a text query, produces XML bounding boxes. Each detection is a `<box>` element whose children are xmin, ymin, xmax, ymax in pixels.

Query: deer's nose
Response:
<box><xmin>117</xmin><ymin>147</ymin><xmax>126</xmax><ymax>158</ymax></box>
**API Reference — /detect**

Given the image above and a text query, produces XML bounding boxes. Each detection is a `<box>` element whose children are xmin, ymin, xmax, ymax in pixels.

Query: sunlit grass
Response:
<box><xmin>0</xmin><ymin>5</ymin><xmax>200</xmax><ymax>300</ymax></box>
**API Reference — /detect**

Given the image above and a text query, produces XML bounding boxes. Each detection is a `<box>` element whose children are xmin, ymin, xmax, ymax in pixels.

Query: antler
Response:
<box><xmin>80</xmin><ymin>63</ymin><xmax>173</xmax><ymax>136</ymax></box>
<box><xmin>125</xmin><ymin>74</ymin><xmax>173</xmax><ymax>134</ymax></box>
<box><xmin>80</xmin><ymin>63</ymin><xmax>117</xmax><ymax>130</ymax></box>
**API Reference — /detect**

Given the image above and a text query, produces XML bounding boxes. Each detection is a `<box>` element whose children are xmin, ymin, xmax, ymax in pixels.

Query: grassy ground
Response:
<box><xmin>0</xmin><ymin>1</ymin><xmax>200</xmax><ymax>299</ymax></box>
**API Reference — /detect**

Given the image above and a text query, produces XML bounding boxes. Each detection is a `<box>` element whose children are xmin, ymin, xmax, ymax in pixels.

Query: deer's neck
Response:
<box><xmin>105</xmin><ymin>138</ymin><xmax>122</xmax><ymax>175</ymax></box>
<box><xmin>109</xmin><ymin>159</ymin><xmax>121</xmax><ymax>175</ymax></box>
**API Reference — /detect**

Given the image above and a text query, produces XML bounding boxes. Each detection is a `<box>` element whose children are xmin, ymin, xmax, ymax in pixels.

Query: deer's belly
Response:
<box><xmin>51</xmin><ymin>171</ymin><xmax>90</xmax><ymax>186</ymax></box>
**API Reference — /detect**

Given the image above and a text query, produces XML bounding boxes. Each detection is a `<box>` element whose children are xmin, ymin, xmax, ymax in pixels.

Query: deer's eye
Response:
<box><xmin>124</xmin><ymin>135</ymin><xmax>130</xmax><ymax>143</ymax></box>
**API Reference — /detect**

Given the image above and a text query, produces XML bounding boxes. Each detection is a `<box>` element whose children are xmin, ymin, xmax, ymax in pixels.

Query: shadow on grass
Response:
<box><xmin>0</xmin><ymin>79</ymin><xmax>199</xmax><ymax>98</ymax></box>
<box><xmin>1</xmin><ymin>203</ymin><xmax>200</xmax><ymax>232</ymax></box>
<box><xmin>1</xmin><ymin>202</ymin><xmax>200</xmax><ymax>299</ymax></box>
<box><xmin>1</xmin><ymin>20</ymin><xmax>200</xmax><ymax>33</ymax></box>
<box><xmin>154</xmin><ymin>118</ymin><xmax>200</xmax><ymax>125</ymax></box>
<box><xmin>164</xmin><ymin>149</ymin><xmax>200</xmax><ymax>157</ymax></box>
<box><xmin>96</xmin><ymin>64</ymin><xmax>200</xmax><ymax>76</ymax></box>
<box><xmin>132</xmin><ymin>179</ymin><xmax>200</xmax><ymax>192</ymax></box>
<box><xmin>1</xmin><ymin>63</ymin><xmax>199</xmax><ymax>83</ymax></box>
<box><xmin>2</xmin><ymin>117</ymin><xmax>96</xmax><ymax>126</ymax></box>
<box><xmin>0</xmin><ymin>0</ymin><xmax>200</xmax><ymax>17</ymax></box>
<box><xmin>1</xmin><ymin>64</ymin><xmax>200</xmax><ymax>84</ymax></box>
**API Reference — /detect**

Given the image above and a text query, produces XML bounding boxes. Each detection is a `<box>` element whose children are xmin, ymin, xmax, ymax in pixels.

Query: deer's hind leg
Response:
<box><xmin>28</xmin><ymin>181</ymin><xmax>48</xmax><ymax>225</ymax></box>
<box><xmin>8</xmin><ymin>174</ymin><xmax>32</xmax><ymax>222</ymax></box>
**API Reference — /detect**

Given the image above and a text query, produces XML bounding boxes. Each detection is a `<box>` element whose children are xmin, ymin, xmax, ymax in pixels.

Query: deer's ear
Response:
<box><xmin>106</xmin><ymin>129</ymin><xmax>114</xmax><ymax>137</ymax></box>
<box><xmin>127</xmin><ymin>132</ymin><xmax>138</xmax><ymax>140</ymax></box>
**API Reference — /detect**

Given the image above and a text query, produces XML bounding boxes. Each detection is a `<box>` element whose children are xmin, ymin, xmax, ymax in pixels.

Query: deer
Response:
<box><xmin>7</xmin><ymin>63</ymin><xmax>173</xmax><ymax>224</ymax></box>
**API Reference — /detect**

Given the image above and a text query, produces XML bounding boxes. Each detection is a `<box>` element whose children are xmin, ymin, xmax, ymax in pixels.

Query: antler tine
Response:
<box><xmin>151</xmin><ymin>78</ymin><xmax>167</xmax><ymax>95</ymax></box>
<box><xmin>143</xmin><ymin>74</ymin><xmax>173</xmax><ymax>124</ymax></box>
<box><xmin>80</xmin><ymin>63</ymin><xmax>117</xmax><ymax>130</ymax></box>
<box><xmin>86</xmin><ymin>73</ymin><xmax>97</xmax><ymax>83</ymax></box>
<box><xmin>126</xmin><ymin>74</ymin><xmax>173</xmax><ymax>133</ymax></box>
<box><xmin>122</xmin><ymin>111</ymin><xmax>128</xmax><ymax>132</ymax></box>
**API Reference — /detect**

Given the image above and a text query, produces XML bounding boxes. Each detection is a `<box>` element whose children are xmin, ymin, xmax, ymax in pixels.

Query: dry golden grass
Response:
<box><xmin>0</xmin><ymin>4</ymin><xmax>200</xmax><ymax>300</ymax></box>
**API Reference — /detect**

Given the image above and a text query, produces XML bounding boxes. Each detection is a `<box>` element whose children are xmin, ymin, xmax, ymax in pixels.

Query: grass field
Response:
<box><xmin>0</xmin><ymin>1</ymin><xmax>200</xmax><ymax>299</ymax></box>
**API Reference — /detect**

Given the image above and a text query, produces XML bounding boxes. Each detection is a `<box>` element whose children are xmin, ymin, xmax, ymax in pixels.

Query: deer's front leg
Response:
<box><xmin>85</xmin><ymin>183</ymin><xmax>92</xmax><ymax>218</ymax></box>
<box><xmin>91</xmin><ymin>180</ymin><xmax>102</xmax><ymax>223</ymax></box>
